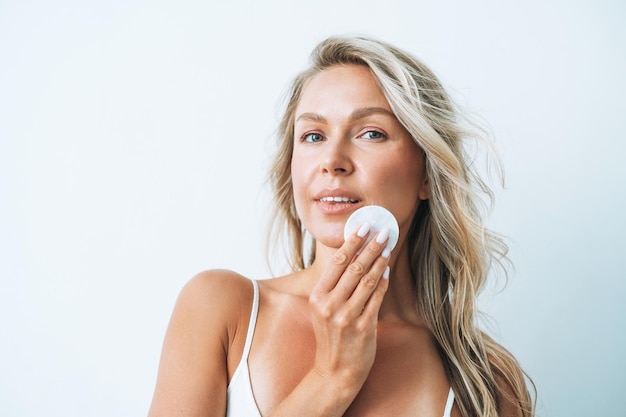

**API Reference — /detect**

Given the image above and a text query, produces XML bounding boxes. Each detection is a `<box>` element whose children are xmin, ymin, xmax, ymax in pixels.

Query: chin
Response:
<box><xmin>320</xmin><ymin>236</ymin><xmax>345</xmax><ymax>249</ymax></box>
<box><xmin>308</xmin><ymin>228</ymin><xmax>345</xmax><ymax>250</ymax></box>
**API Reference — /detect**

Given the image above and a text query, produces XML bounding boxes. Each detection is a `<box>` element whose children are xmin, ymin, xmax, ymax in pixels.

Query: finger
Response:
<box><xmin>357</xmin><ymin>264</ymin><xmax>390</xmax><ymax>322</ymax></box>
<box><xmin>313</xmin><ymin>223</ymin><xmax>371</xmax><ymax>294</ymax></box>
<box><xmin>345</xmin><ymin>256</ymin><xmax>389</xmax><ymax>315</ymax></box>
<box><xmin>333</xmin><ymin>228</ymin><xmax>390</xmax><ymax>300</ymax></box>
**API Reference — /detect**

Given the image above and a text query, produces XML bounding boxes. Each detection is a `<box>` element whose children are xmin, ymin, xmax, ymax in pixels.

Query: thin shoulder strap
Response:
<box><xmin>241</xmin><ymin>279</ymin><xmax>260</xmax><ymax>361</ymax></box>
<box><xmin>443</xmin><ymin>387</ymin><xmax>455</xmax><ymax>417</ymax></box>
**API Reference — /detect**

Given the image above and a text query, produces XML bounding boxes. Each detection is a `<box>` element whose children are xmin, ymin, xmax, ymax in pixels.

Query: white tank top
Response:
<box><xmin>226</xmin><ymin>280</ymin><xmax>456</xmax><ymax>416</ymax></box>
<box><xmin>226</xmin><ymin>279</ymin><xmax>262</xmax><ymax>417</ymax></box>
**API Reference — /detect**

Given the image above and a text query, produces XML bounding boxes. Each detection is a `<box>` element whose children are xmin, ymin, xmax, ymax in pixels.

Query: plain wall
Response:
<box><xmin>1</xmin><ymin>1</ymin><xmax>624</xmax><ymax>416</ymax></box>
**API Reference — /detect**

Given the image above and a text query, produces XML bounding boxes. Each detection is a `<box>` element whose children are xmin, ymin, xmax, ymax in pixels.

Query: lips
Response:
<box><xmin>314</xmin><ymin>189</ymin><xmax>361</xmax><ymax>204</ymax></box>
<box><xmin>313</xmin><ymin>189</ymin><xmax>362</xmax><ymax>214</ymax></box>
<box><xmin>318</xmin><ymin>196</ymin><xmax>359</xmax><ymax>203</ymax></box>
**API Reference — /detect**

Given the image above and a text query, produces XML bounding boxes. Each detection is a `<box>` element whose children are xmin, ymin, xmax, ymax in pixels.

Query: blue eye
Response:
<box><xmin>361</xmin><ymin>130</ymin><xmax>385</xmax><ymax>140</ymax></box>
<box><xmin>303</xmin><ymin>133</ymin><xmax>324</xmax><ymax>143</ymax></box>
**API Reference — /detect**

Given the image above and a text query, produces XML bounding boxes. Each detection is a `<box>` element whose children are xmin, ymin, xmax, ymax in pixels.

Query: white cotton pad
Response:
<box><xmin>343</xmin><ymin>205</ymin><xmax>400</xmax><ymax>254</ymax></box>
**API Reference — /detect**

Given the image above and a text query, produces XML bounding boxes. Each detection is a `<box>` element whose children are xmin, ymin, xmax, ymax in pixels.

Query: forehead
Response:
<box><xmin>296</xmin><ymin>64</ymin><xmax>392</xmax><ymax>114</ymax></box>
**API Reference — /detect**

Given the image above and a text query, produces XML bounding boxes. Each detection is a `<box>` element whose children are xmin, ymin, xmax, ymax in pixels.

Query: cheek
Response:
<box><xmin>379</xmin><ymin>155</ymin><xmax>424</xmax><ymax>188</ymax></box>
<box><xmin>372</xmin><ymin>155</ymin><xmax>426</xmax><ymax>211</ymax></box>
<box><xmin>290</xmin><ymin>158</ymin><xmax>308</xmax><ymax>210</ymax></box>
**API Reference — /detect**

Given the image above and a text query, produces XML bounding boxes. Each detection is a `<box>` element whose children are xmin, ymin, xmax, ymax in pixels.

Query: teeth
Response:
<box><xmin>320</xmin><ymin>196</ymin><xmax>358</xmax><ymax>203</ymax></box>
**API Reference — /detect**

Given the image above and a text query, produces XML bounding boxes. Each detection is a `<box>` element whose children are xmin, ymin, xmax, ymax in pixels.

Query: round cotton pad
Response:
<box><xmin>344</xmin><ymin>205</ymin><xmax>400</xmax><ymax>254</ymax></box>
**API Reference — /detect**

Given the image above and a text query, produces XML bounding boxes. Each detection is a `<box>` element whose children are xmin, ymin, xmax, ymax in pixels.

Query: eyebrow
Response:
<box><xmin>295</xmin><ymin>107</ymin><xmax>396</xmax><ymax>123</ymax></box>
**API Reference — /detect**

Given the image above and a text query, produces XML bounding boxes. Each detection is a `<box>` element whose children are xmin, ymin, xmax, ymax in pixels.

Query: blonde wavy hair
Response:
<box><xmin>267</xmin><ymin>35</ymin><xmax>534</xmax><ymax>417</ymax></box>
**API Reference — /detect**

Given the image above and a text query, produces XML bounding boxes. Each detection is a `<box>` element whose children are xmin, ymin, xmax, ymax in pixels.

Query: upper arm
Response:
<box><xmin>147</xmin><ymin>270</ymin><xmax>251</xmax><ymax>417</ymax></box>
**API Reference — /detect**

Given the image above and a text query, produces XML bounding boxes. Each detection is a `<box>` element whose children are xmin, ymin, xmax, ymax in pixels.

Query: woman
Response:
<box><xmin>148</xmin><ymin>36</ymin><xmax>534</xmax><ymax>417</ymax></box>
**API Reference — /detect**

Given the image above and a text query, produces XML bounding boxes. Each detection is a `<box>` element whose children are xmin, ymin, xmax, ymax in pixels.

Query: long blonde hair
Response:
<box><xmin>268</xmin><ymin>35</ymin><xmax>534</xmax><ymax>417</ymax></box>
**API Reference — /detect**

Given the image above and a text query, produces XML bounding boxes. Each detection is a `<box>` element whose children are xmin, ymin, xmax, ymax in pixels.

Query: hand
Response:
<box><xmin>308</xmin><ymin>223</ymin><xmax>391</xmax><ymax>392</ymax></box>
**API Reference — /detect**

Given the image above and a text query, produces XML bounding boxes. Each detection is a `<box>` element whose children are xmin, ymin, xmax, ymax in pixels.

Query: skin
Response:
<box><xmin>148</xmin><ymin>65</ymin><xmax>522</xmax><ymax>416</ymax></box>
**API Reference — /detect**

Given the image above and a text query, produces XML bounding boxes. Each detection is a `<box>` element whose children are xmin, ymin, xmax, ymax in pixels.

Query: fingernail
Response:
<box><xmin>357</xmin><ymin>222</ymin><xmax>371</xmax><ymax>237</ymax></box>
<box><xmin>382</xmin><ymin>266</ymin><xmax>390</xmax><ymax>280</ymax></box>
<box><xmin>375</xmin><ymin>228</ymin><xmax>389</xmax><ymax>244</ymax></box>
<box><xmin>381</xmin><ymin>246</ymin><xmax>391</xmax><ymax>259</ymax></box>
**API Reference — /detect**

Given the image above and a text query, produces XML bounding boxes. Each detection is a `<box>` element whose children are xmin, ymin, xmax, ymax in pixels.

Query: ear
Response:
<box><xmin>418</xmin><ymin>177</ymin><xmax>430</xmax><ymax>200</ymax></box>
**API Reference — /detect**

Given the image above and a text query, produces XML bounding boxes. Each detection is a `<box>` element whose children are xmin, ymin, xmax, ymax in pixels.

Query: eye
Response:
<box><xmin>361</xmin><ymin>130</ymin><xmax>386</xmax><ymax>140</ymax></box>
<box><xmin>302</xmin><ymin>133</ymin><xmax>324</xmax><ymax>143</ymax></box>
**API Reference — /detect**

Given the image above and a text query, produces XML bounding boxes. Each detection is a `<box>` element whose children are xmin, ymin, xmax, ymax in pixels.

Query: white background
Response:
<box><xmin>1</xmin><ymin>1</ymin><xmax>624</xmax><ymax>416</ymax></box>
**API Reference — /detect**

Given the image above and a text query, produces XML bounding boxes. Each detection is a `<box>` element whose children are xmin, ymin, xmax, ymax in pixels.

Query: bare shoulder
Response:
<box><xmin>182</xmin><ymin>268</ymin><xmax>254</xmax><ymax>295</ymax></box>
<box><xmin>147</xmin><ymin>269</ymin><xmax>256</xmax><ymax>417</ymax></box>
<box><xmin>494</xmin><ymin>361</ymin><xmax>534</xmax><ymax>417</ymax></box>
<box><xmin>483</xmin><ymin>334</ymin><xmax>534</xmax><ymax>417</ymax></box>
<box><xmin>174</xmin><ymin>269</ymin><xmax>255</xmax><ymax>332</ymax></box>
<box><xmin>180</xmin><ymin>269</ymin><xmax>254</xmax><ymax>309</ymax></box>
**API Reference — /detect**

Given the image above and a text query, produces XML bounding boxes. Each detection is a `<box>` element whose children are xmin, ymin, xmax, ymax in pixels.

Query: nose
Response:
<box><xmin>320</xmin><ymin>140</ymin><xmax>353</xmax><ymax>175</ymax></box>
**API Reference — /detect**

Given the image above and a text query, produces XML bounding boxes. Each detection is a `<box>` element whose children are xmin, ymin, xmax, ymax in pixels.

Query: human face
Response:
<box><xmin>291</xmin><ymin>64</ymin><xmax>429</xmax><ymax>249</ymax></box>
